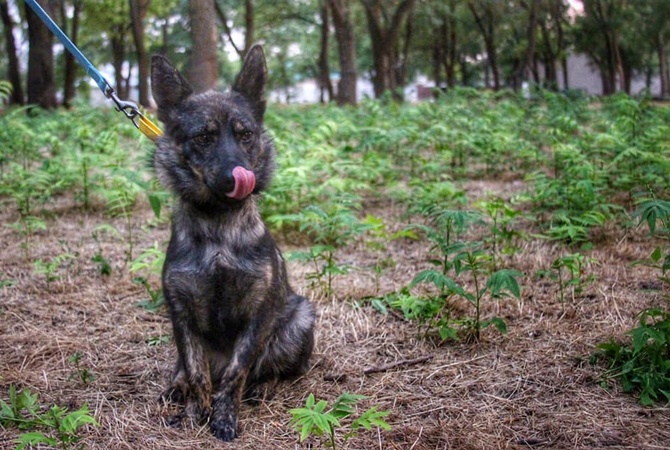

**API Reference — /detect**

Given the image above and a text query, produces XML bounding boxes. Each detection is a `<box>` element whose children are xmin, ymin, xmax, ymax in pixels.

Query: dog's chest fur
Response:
<box><xmin>163</xmin><ymin>202</ymin><xmax>283</xmax><ymax>342</ymax></box>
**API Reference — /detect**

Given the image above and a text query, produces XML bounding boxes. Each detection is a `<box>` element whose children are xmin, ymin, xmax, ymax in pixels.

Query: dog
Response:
<box><xmin>150</xmin><ymin>45</ymin><xmax>316</xmax><ymax>442</ymax></box>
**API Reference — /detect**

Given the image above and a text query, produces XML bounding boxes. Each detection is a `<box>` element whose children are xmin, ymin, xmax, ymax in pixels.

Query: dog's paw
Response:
<box><xmin>210</xmin><ymin>396</ymin><xmax>238</xmax><ymax>441</ymax></box>
<box><xmin>210</xmin><ymin>415</ymin><xmax>238</xmax><ymax>442</ymax></box>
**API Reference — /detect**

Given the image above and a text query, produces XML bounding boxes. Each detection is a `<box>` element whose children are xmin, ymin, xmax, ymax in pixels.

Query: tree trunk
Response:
<box><xmin>243</xmin><ymin>0</ymin><xmax>254</xmax><ymax>58</ymax></box>
<box><xmin>111</xmin><ymin>32</ymin><xmax>127</xmax><ymax>98</ymax></box>
<box><xmin>522</xmin><ymin>0</ymin><xmax>539</xmax><ymax>84</ymax></box>
<box><xmin>214</xmin><ymin>0</ymin><xmax>254</xmax><ymax>59</ymax></box>
<box><xmin>540</xmin><ymin>21</ymin><xmax>558</xmax><ymax>90</ymax></box>
<box><xmin>361</xmin><ymin>0</ymin><xmax>417</xmax><ymax>100</ymax></box>
<box><xmin>658</xmin><ymin>35</ymin><xmax>670</xmax><ymax>99</ymax></box>
<box><xmin>62</xmin><ymin>0</ymin><xmax>82</xmax><ymax>107</ymax></box>
<box><xmin>468</xmin><ymin>2</ymin><xmax>500</xmax><ymax>90</ymax></box>
<box><xmin>432</xmin><ymin>29</ymin><xmax>443</xmax><ymax>88</ymax></box>
<box><xmin>188</xmin><ymin>0</ymin><xmax>219</xmax><ymax>92</ymax></box>
<box><xmin>318</xmin><ymin>1</ymin><xmax>334</xmax><ymax>103</ymax></box>
<box><xmin>396</xmin><ymin>5</ymin><xmax>414</xmax><ymax>90</ymax></box>
<box><xmin>0</xmin><ymin>0</ymin><xmax>24</xmax><ymax>104</ymax></box>
<box><xmin>446</xmin><ymin>1</ymin><xmax>457</xmax><ymax>88</ymax></box>
<box><xmin>552</xmin><ymin>0</ymin><xmax>568</xmax><ymax>89</ymax></box>
<box><xmin>329</xmin><ymin>0</ymin><xmax>357</xmax><ymax>105</ymax></box>
<box><xmin>129</xmin><ymin>0</ymin><xmax>150</xmax><ymax>106</ymax></box>
<box><xmin>26</xmin><ymin>0</ymin><xmax>57</xmax><ymax>109</ymax></box>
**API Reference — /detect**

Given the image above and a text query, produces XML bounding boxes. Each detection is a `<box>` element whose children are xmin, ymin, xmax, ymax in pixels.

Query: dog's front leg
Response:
<box><xmin>171</xmin><ymin>317</ymin><xmax>212</xmax><ymax>425</ymax></box>
<box><xmin>210</xmin><ymin>314</ymin><xmax>273</xmax><ymax>441</ymax></box>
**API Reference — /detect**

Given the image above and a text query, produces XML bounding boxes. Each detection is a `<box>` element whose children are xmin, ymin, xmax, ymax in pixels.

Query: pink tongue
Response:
<box><xmin>226</xmin><ymin>166</ymin><xmax>256</xmax><ymax>200</ymax></box>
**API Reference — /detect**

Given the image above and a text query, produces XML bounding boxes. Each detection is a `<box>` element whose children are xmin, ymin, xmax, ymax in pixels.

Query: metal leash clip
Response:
<box><xmin>109</xmin><ymin>90</ymin><xmax>141</xmax><ymax>126</ymax></box>
<box><xmin>108</xmin><ymin>90</ymin><xmax>163</xmax><ymax>141</ymax></box>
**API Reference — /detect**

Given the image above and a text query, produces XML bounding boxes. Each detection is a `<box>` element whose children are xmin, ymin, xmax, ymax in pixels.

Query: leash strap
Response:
<box><xmin>24</xmin><ymin>0</ymin><xmax>163</xmax><ymax>141</ymax></box>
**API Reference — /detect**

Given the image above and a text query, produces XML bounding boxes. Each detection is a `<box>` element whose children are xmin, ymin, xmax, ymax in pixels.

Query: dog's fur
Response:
<box><xmin>150</xmin><ymin>45</ymin><xmax>315</xmax><ymax>442</ymax></box>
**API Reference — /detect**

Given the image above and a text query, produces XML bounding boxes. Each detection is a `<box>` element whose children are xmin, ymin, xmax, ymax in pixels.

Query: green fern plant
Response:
<box><xmin>0</xmin><ymin>384</ymin><xmax>99</xmax><ymax>449</ymax></box>
<box><xmin>289</xmin><ymin>392</ymin><xmax>390</xmax><ymax>449</ymax></box>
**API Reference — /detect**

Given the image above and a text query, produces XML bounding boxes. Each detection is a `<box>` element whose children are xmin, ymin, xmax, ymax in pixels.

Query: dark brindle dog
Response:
<box><xmin>150</xmin><ymin>45</ymin><xmax>315</xmax><ymax>442</ymax></box>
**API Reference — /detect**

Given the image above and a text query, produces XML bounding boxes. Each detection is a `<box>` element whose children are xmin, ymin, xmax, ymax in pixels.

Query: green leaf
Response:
<box><xmin>370</xmin><ymin>298</ymin><xmax>388</xmax><ymax>315</ymax></box>
<box><xmin>487</xmin><ymin>269</ymin><xmax>523</xmax><ymax>299</ymax></box>
<box><xmin>17</xmin><ymin>432</ymin><xmax>58</xmax><ymax>450</ymax></box>
<box><xmin>483</xmin><ymin>317</ymin><xmax>508</xmax><ymax>334</ymax></box>
<box><xmin>351</xmin><ymin>407</ymin><xmax>391</xmax><ymax>432</ymax></box>
<box><xmin>148</xmin><ymin>193</ymin><xmax>162</xmax><ymax>219</ymax></box>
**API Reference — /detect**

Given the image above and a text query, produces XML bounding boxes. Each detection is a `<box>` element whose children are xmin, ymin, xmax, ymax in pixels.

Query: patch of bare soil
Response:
<box><xmin>1</xmin><ymin>178</ymin><xmax>669</xmax><ymax>450</ymax></box>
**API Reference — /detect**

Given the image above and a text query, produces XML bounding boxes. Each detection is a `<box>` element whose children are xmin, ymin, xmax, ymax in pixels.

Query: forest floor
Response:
<box><xmin>1</xmin><ymin>175</ymin><xmax>669</xmax><ymax>450</ymax></box>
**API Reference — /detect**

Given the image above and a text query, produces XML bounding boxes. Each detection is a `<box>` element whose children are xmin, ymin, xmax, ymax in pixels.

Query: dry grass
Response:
<box><xmin>1</xmin><ymin>177</ymin><xmax>669</xmax><ymax>450</ymax></box>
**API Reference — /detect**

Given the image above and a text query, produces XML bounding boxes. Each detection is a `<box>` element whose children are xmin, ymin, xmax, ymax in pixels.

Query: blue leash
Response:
<box><xmin>24</xmin><ymin>0</ymin><xmax>162</xmax><ymax>140</ymax></box>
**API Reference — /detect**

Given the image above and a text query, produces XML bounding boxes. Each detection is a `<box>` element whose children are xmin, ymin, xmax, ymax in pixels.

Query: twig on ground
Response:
<box><xmin>363</xmin><ymin>355</ymin><xmax>433</xmax><ymax>375</ymax></box>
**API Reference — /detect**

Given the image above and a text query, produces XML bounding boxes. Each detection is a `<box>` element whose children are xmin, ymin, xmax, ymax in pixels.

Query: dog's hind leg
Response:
<box><xmin>245</xmin><ymin>293</ymin><xmax>316</xmax><ymax>400</ymax></box>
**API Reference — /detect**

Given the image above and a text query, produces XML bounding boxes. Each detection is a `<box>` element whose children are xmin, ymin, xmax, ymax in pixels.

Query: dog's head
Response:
<box><xmin>151</xmin><ymin>45</ymin><xmax>275</xmax><ymax>212</ymax></box>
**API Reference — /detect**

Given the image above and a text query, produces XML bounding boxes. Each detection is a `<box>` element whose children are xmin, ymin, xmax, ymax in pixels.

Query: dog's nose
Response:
<box><xmin>224</xmin><ymin>166</ymin><xmax>256</xmax><ymax>200</ymax></box>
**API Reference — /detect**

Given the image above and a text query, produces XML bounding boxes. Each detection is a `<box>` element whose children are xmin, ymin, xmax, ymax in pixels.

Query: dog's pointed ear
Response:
<box><xmin>232</xmin><ymin>45</ymin><xmax>268</xmax><ymax>120</ymax></box>
<box><xmin>151</xmin><ymin>55</ymin><xmax>193</xmax><ymax>111</ymax></box>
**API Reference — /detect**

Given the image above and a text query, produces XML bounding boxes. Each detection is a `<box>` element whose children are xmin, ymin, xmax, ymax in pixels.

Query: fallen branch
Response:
<box><xmin>363</xmin><ymin>354</ymin><xmax>433</xmax><ymax>375</ymax></box>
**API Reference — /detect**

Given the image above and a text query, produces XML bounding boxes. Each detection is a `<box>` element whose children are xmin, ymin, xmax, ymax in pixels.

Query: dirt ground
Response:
<box><xmin>1</xmin><ymin>176</ymin><xmax>669</xmax><ymax>450</ymax></box>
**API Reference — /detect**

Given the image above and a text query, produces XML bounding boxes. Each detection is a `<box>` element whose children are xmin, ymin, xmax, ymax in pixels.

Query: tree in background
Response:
<box><xmin>25</xmin><ymin>0</ymin><xmax>56</xmax><ymax>109</ymax></box>
<box><xmin>467</xmin><ymin>0</ymin><xmax>509</xmax><ymax>90</ymax></box>
<box><xmin>214</xmin><ymin>0</ymin><xmax>254</xmax><ymax>59</ymax></box>
<box><xmin>329</xmin><ymin>0</ymin><xmax>357</xmax><ymax>105</ymax></box>
<box><xmin>2</xmin><ymin>0</ymin><xmax>670</xmax><ymax>108</ymax></box>
<box><xmin>634</xmin><ymin>1</ymin><xmax>670</xmax><ymax>99</ymax></box>
<box><xmin>537</xmin><ymin>0</ymin><xmax>570</xmax><ymax>90</ymax></box>
<box><xmin>574</xmin><ymin>0</ymin><xmax>627</xmax><ymax>95</ymax></box>
<box><xmin>188</xmin><ymin>0</ymin><xmax>219</xmax><ymax>92</ymax></box>
<box><xmin>0</xmin><ymin>0</ymin><xmax>24</xmax><ymax>104</ymax></box>
<box><xmin>361</xmin><ymin>0</ymin><xmax>417</xmax><ymax>100</ymax></box>
<box><xmin>317</xmin><ymin>0</ymin><xmax>334</xmax><ymax>103</ymax></box>
<box><xmin>128</xmin><ymin>0</ymin><xmax>150</xmax><ymax>107</ymax></box>
<box><xmin>60</xmin><ymin>0</ymin><xmax>81</xmax><ymax>107</ymax></box>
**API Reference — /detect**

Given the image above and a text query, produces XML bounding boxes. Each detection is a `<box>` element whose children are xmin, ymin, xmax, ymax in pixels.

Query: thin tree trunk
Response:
<box><xmin>396</xmin><ymin>6</ymin><xmax>414</xmax><ymax>90</ymax></box>
<box><xmin>111</xmin><ymin>32</ymin><xmax>127</xmax><ymax>98</ymax></box>
<box><xmin>468</xmin><ymin>2</ymin><xmax>500</xmax><ymax>90</ymax></box>
<box><xmin>433</xmin><ymin>20</ymin><xmax>444</xmax><ymax>88</ymax></box>
<box><xmin>329</xmin><ymin>0</ymin><xmax>357</xmax><ymax>105</ymax></box>
<box><xmin>523</xmin><ymin>0</ymin><xmax>538</xmax><ymax>84</ymax></box>
<box><xmin>243</xmin><ymin>0</ymin><xmax>254</xmax><ymax>58</ymax></box>
<box><xmin>446</xmin><ymin>1</ymin><xmax>457</xmax><ymax>88</ymax></box>
<box><xmin>188</xmin><ymin>0</ymin><xmax>219</xmax><ymax>92</ymax></box>
<box><xmin>361</xmin><ymin>0</ymin><xmax>417</xmax><ymax>100</ymax></box>
<box><xmin>658</xmin><ymin>35</ymin><xmax>670</xmax><ymax>99</ymax></box>
<box><xmin>129</xmin><ymin>0</ymin><xmax>150</xmax><ymax>106</ymax></box>
<box><xmin>26</xmin><ymin>0</ymin><xmax>57</xmax><ymax>109</ymax></box>
<box><xmin>552</xmin><ymin>0</ymin><xmax>568</xmax><ymax>89</ymax></box>
<box><xmin>0</xmin><ymin>0</ymin><xmax>24</xmax><ymax>104</ymax></box>
<box><xmin>318</xmin><ymin>0</ymin><xmax>334</xmax><ymax>103</ymax></box>
<box><xmin>62</xmin><ymin>0</ymin><xmax>82</xmax><ymax>107</ymax></box>
<box><xmin>215</xmin><ymin>0</ymin><xmax>254</xmax><ymax>59</ymax></box>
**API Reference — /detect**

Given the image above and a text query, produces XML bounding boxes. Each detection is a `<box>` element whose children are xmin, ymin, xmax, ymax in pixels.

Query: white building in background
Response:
<box><xmin>553</xmin><ymin>53</ymin><xmax>662</xmax><ymax>97</ymax></box>
<box><xmin>269</xmin><ymin>75</ymin><xmax>376</xmax><ymax>104</ymax></box>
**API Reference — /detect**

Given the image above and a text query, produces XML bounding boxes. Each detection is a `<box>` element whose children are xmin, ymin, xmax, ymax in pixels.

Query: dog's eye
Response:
<box><xmin>192</xmin><ymin>133</ymin><xmax>214</xmax><ymax>146</ymax></box>
<box><xmin>238</xmin><ymin>130</ymin><xmax>254</xmax><ymax>144</ymax></box>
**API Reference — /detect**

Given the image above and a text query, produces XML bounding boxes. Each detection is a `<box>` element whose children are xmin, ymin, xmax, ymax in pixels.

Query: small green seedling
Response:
<box><xmin>0</xmin><ymin>384</ymin><xmax>99</xmax><ymax>449</ymax></box>
<box><xmin>68</xmin><ymin>352</ymin><xmax>96</xmax><ymax>385</ymax></box>
<box><xmin>592</xmin><ymin>307</ymin><xmax>670</xmax><ymax>406</ymax></box>
<box><xmin>289</xmin><ymin>392</ymin><xmax>391</xmax><ymax>449</ymax></box>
